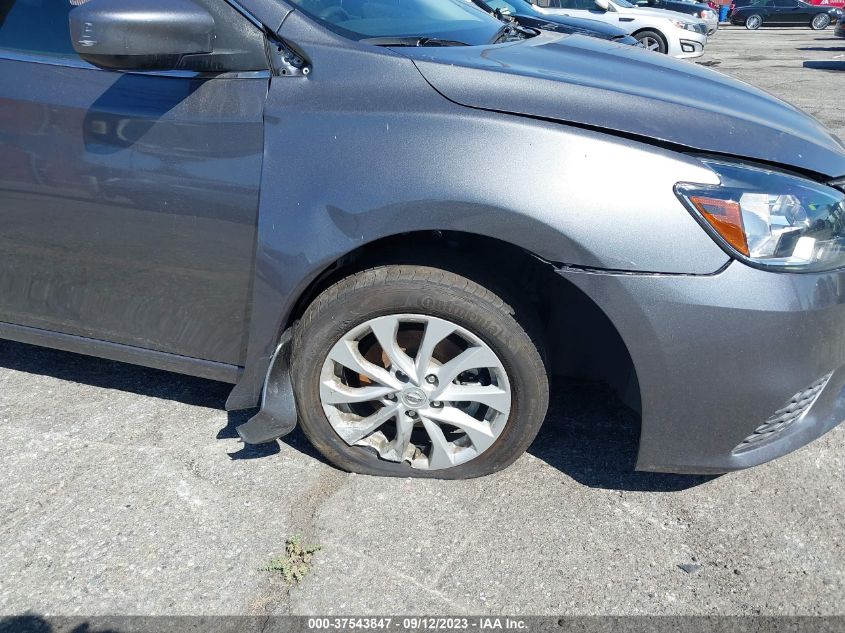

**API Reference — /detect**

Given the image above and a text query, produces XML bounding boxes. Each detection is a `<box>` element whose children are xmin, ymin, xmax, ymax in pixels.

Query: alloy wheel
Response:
<box><xmin>640</xmin><ymin>36</ymin><xmax>662</xmax><ymax>51</ymax></box>
<box><xmin>318</xmin><ymin>314</ymin><xmax>512</xmax><ymax>470</ymax></box>
<box><xmin>812</xmin><ymin>13</ymin><xmax>830</xmax><ymax>29</ymax></box>
<box><xmin>746</xmin><ymin>15</ymin><xmax>762</xmax><ymax>29</ymax></box>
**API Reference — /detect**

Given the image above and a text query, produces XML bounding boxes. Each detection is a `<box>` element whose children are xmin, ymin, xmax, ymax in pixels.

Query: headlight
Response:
<box><xmin>676</xmin><ymin>160</ymin><xmax>845</xmax><ymax>272</ymax></box>
<box><xmin>670</xmin><ymin>18</ymin><xmax>698</xmax><ymax>31</ymax></box>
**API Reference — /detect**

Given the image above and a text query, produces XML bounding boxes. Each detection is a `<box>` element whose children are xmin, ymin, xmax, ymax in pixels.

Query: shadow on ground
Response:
<box><xmin>527</xmin><ymin>380</ymin><xmax>713</xmax><ymax>492</ymax></box>
<box><xmin>217</xmin><ymin>406</ymin><xmax>327</xmax><ymax>464</ymax></box>
<box><xmin>0</xmin><ymin>340</ymin><xmax>711</xmax><ymax>493</ymax></box>
<box><xmin>0</xmin><ymin>614</ymin><xmax>121</xmax><ymax>633</ymax></box>
<box><xmin>0</xmin><ymin>340</ymin><xmax>231</xmax><ymax>408</ymax></box>
<box><xmin>803</xmin><ymin>60</ymin><xmax>845</xmax><ymax>70</ymax></box>
<box><xmin>0</xmin><ymin>614</ymin><xmax>275</xmax><ymax>633</ymax></box>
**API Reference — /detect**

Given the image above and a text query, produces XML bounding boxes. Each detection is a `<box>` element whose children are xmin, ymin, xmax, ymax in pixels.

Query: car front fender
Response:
<box><xmin>227</xmin><ymin>18</ymin><xmax>729</xmax><ymax>409</ymax></box>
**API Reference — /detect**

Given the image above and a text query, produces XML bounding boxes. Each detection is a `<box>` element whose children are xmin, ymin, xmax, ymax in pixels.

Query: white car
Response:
<box><xmin>532</xmin><ymin>0</ymin><xmax>709</xmax><ymax>58</ymax></box>
<box><xmin>631</xmin><ymin>0</ymin><xmax>719</xmax><ymax>35</ymax></box>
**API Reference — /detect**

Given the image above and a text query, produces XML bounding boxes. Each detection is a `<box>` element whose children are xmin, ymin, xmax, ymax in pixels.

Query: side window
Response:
<box><xmin>0</xmin><ymin>0</ymin><xmax>77</xmax><ymax>59</ymax></box>
<box><xmin>554</xmin><ymin>0</ymin><xmax>583</xmax><ymax>9</ymax></box>
<box><xmin>774</xmin><ymin>0</ymin><xmax>796</xmax><ymax>6</ymax></box>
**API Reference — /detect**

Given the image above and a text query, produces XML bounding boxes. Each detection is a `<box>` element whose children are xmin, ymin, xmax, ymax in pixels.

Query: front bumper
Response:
<box><xmin>670</xmin><ymin>35</ymin><xmax>707</xmax><ymax>58</ymax></box>
<box><xmin>557</xmin><ymin>261</ymin><xmax>845</xmax><ymax>474</ymax></box>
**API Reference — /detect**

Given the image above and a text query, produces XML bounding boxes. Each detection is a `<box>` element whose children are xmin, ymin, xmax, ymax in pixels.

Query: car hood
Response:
<box><xmin>401</xmin><ymin>33</ymin><xmax>845</xmax><ymax>178</ymax></box>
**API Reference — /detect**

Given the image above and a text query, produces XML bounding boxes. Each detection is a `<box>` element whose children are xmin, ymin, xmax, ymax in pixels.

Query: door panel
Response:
<box><xmin>771</xmin><ymin>0</ymin><xmax>799</xmax><ymax>21</ymax></box>
<box><xmin>0</xmin><ymin>59</ymin><xmax>267</xmax><ymax>365</ymax></box>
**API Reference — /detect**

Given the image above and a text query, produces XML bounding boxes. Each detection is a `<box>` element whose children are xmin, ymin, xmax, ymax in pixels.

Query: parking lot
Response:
<box><xmin>699</xmin><ymin>26</ymin><xmax>845</xmax><ymax>134</ymax></box>
<box><xmin>1</xmin><ymin>27</ymin><xmax>844</xmax><ymax>618</ymax></box>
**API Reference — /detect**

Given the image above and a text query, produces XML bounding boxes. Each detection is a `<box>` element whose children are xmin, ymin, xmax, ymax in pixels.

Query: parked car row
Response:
<box><xmin>536</xmin><ymin>0</ymin><xmax>710</xmax><ymax>54</ymax></box>
<box><xmin>490</xmin><ymin>0</ymin><xmax>841</xmax><ymax>55</ymax></box>
<box><xmin>471</xmin><ymin>0</ymin><xmax>641</xmax><ymax>44</ymax></box>
<box><xmin>476</xmin><ymin>0</ymin><xmax>711</xmax><ymax>57</ymax></box>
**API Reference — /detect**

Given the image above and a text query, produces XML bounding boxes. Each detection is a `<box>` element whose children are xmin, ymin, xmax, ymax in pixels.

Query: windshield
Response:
<box><xmin>288</xmin><ymin>0</ymin><xmax>504</xmax><ymax>44</ymax></box>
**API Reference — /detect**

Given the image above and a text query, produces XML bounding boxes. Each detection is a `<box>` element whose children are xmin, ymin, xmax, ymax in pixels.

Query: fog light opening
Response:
<box><xmin>732</xmin><ymin>372</ymin><xmax>832</xmax><ymax>454</ymax></box>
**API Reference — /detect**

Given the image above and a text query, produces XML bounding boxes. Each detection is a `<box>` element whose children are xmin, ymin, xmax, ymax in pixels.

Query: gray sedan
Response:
<box><xmin>1</xmin><ymin>0</ymin><xmax>844</xmax><ymax>479</ymax></box>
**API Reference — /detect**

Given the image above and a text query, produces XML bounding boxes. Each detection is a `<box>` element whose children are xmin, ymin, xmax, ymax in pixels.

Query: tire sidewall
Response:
<box><xmin>291</xmin><ymin>273</ymin><xmax>548</xmax><ymax>479</ymax></box>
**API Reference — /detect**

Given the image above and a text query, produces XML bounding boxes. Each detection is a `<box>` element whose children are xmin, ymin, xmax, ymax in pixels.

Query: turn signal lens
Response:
<box><xmin>687</xmin><ymin>195</ymin><xmax>749</xmax><ymax>256</ymax></box>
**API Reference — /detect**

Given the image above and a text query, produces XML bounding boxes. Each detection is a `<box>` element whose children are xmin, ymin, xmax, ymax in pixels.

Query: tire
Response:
<box><xmin>811</xmin><ymin>13</ymin><xmax>830</xmax><ymax>29</ymax></box>
<box><xmin>290</xmin><ymin>265</ymin><xmax>550</xmax><ymax>479</ymax></box>
<box><xmin>745</xmin><ymin>14</ymin><xmax>763</xmax><ymax>29</ymax></box>
<box><xmin>634</xmin><ymin>30</ymin><xmax>668</xmax><ymax>53</ymax></box>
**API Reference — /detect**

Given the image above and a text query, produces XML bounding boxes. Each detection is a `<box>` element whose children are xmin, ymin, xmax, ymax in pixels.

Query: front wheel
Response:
<box><xmin>745</xmin><ymin>14</ymin><xmax>763</xmax><ymax>29</ymax></box>
<box><xmin>291</xmin><ymin>265</ymin><xmax>549</xmax><ymax>479</ymax></box>
<box><xmin>634</xmin><ymin>30</ymin><xmax>667</xmax><ymax>53</ymax></box>
<box><xmin>811</xmin><ymin>13</ymin><xmax>830</xmax><ymax>29</ymax></box>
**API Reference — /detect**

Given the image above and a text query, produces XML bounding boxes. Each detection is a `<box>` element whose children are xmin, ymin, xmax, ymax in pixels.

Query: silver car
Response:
<box><xmin>535</xmin><ymin>0</ymin><xmax>710</xmax><ymax>56</ymax></box>
<box><xmin>631</xmin><ymin>0</ymin><xmax>719</xmax><ymax>35</ymax></box>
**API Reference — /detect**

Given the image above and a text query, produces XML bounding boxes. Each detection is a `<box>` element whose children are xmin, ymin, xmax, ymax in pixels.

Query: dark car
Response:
<box><xmin>471</xmin><ymin>0</ymin><xmax>641</xmax><ymax>43</ymax></box>
<box><xmin>630</xmin><ymin>0</ymin><xmax>719</xmax><ymax>34</ymax></box>
<box><xmin>3</xmin><ymin>0</ymin><xmax>845</xmax><ymax>479</ymax></box>
<box><xmin>730</xmin><ymin>0</ymin><xmax>841</xmax><ymax>28</ymax></box>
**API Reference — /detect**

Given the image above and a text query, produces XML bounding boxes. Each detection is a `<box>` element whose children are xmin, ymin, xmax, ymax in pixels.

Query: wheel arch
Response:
<box><xmin>237</xmin><ymin>229</ymin><xmax>642</xmax><ymax>419</ymax></box>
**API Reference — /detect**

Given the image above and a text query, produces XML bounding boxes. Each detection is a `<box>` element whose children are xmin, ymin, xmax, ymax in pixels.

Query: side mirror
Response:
<box><xmin>69</xmin><ymin>0</ymin><xmax>215</xmax><ymax>71</ymax></box>
<box><xmin>594</xmin><ymin>0</ymin><xmax>611</xmax><ymax>9</ymax></box>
